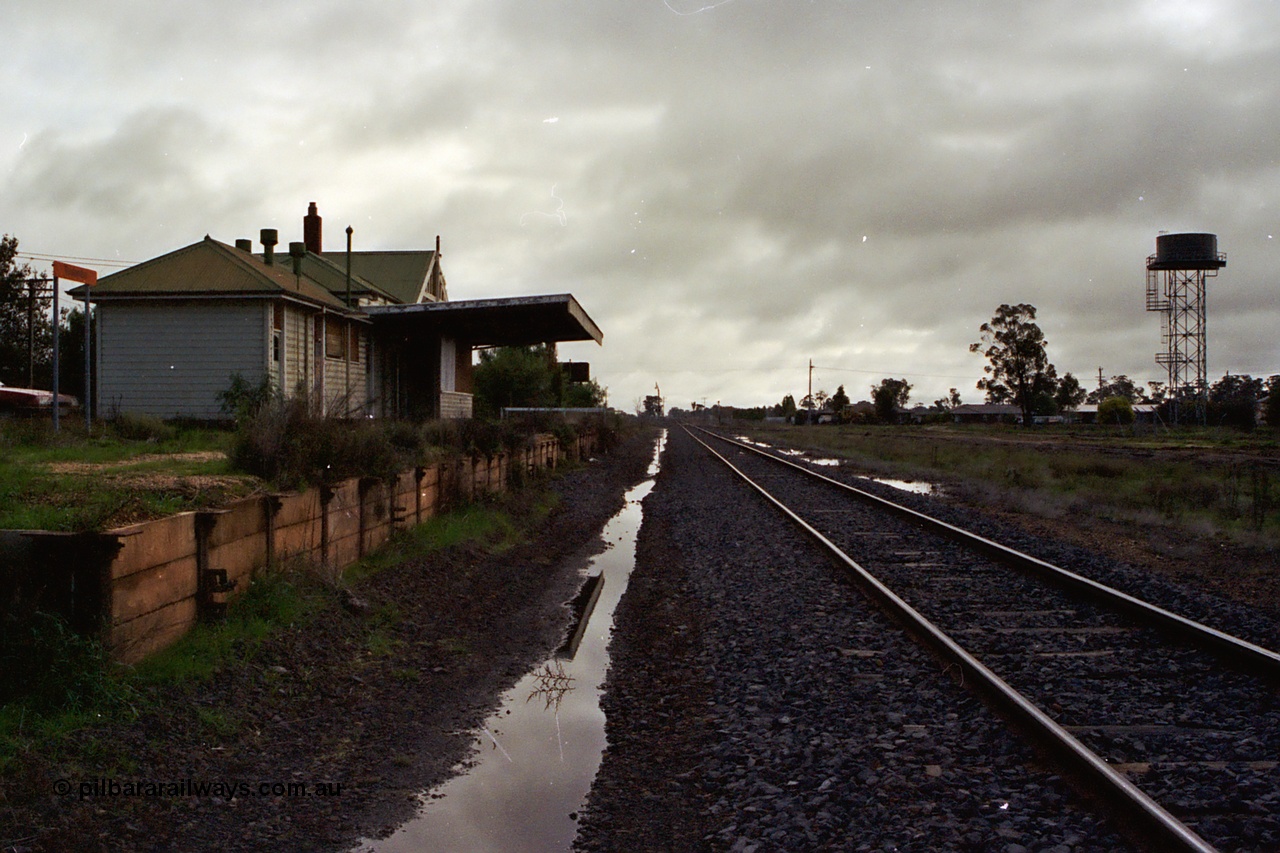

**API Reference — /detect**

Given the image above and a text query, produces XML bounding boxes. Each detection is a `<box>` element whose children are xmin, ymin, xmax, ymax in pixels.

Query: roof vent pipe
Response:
<box><xmin>260</xmin><ymin>228</ymin><xmax>278</xmax><ymax>265</ymax></box>
<box><xmin>235</xmin><ymin>238</ymin><xmax>253</xmax><ymax>252</ymax></box>
<box><xmin>289</xmin><ymin>241</ymin><xmax>306</xmax><ymax>279</ymax></box>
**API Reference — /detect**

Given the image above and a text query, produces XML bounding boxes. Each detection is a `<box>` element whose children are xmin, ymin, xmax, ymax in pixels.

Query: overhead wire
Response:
<box><xmin>16</xmin><ymin>251</ymin><xmax>137</xmax><ymax>269</ymax></box>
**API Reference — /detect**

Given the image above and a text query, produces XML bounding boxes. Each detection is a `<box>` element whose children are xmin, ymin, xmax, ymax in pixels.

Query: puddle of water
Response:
<box><xmin>352</xmin><ymin>430</ymin><xmax>667</xmax><ymax>853</ymax></box>
<box><xmin>870</xmin><ymin>477</ymin><xmax>938</xmax><ymax>495</ymax></box>
<box><xmin>738</xmin><ymin>434</ymin><xmax>938</xmax><ymax>487</ymax></box>
<box><xmin>776</xmin><ymin>448</ymin><xmax>841</xmax><ymax>466</ymax></box>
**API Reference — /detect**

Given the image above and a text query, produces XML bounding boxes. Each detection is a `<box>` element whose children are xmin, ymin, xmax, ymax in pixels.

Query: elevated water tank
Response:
<box><xmin>1148</xmin><ymin>232</ymin><xmax>1226</xmax><ymax>270</ymax></box>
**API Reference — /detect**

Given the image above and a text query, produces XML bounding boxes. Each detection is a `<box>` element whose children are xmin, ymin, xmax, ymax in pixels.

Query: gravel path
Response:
<box><xmin>577</xmin><ymin>427</ymin><xmax>1135</xmax><ymax>852</ymax></box>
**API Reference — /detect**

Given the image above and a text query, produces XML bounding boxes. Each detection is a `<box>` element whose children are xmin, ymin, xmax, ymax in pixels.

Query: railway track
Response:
<box><xmin>690</xmin><ymin>426</ymin><xmax>1280</xmax><ymax>853</ymax></box>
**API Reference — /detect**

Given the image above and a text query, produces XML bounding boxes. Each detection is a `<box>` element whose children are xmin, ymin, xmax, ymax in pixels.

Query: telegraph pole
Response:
<box><xmin>24</xmin><ymin>277</ymin><xmax>51</xmax><ymax>388</ymax></box>
<box><xmin>51</xmin><ymin>273</ymin><xmax>59</xmax><ymax>431</ymax></box>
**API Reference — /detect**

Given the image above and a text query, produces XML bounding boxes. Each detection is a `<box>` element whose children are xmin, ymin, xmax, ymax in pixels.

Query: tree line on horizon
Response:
<box><xmin>742</xmin><ymin>303</ymin><xmax>1279</xmax><ymax>429</ymax></box>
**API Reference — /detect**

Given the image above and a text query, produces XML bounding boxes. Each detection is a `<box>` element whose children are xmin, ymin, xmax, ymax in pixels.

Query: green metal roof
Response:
<box><xmin>76</xmin><ymin>237</ymin><xmax>360</xmax><ymax>313</ymax></box>
<box><xmin>291</xmin><ymin>252</ymin><xmax>399</xmax><ymax>305</ymax></box>
<box><xmin>319</xmin><ymin>250</ymin><xmax>437</xmax><ymax>304</ymax></box>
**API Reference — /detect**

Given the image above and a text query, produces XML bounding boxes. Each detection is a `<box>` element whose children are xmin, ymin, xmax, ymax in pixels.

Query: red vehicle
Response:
<box><xmin>0</xmin><ymin>381</ymin><xmax>78</xmax><ymax>416</ymax></box>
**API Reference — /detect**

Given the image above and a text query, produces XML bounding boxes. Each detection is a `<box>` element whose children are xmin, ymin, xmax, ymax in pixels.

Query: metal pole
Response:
<box><xmin>84</xmin><ymin>288</ymin><xmax>92</xmax><ymax>430</ymax></box>
<box><xmin>344</xmin><ymin>226</ymin><xmax>353</xmax><ymax>308</ymax></box>
<box><xmin>51</xmin><ymin>275</ymin><xmax>60</xmax><ymax>432</ymax></box>
<box><xmin>27</xmin><ymin>279</ymin><xmax>36</xmax><ymax>388</ymax></box>
<box><xmin>345</xmin><ymin>226</ymin><xmax>353</xmax><ymax>416</ymax></box>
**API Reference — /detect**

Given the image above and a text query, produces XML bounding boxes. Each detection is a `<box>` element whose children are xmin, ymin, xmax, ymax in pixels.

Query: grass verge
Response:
<box><xmin>738</xmin><ymin>422</ymin><xmax>1280</xmax><ymax>547</ymax></box>
<box><xmin>0</xmin><ymin>419</ymin><xmax>252</xmax><ymax>531</ymax></box>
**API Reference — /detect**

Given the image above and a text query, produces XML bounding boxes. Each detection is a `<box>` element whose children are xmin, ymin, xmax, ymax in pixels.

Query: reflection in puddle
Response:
<box><xmin>527</xmin><ymin>661</ymin><xmax>576</xmax><ymax>712</ymax></box>
<box><xmin>870</xmin><ymin>477</ymin><xmax>938</xmax><ymax>495</ymax></box>
<box><xmin>353</xmin><ymin>430</ymin><xmax>667</xmax><ymax>853</ymax></box>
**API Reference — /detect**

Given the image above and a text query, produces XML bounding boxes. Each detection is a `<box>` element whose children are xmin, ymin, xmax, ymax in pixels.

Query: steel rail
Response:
<box><xmin>697</xmin><ymin>427</ymin><xmax>1280</xmax><ymax>681</ymax></box>
<box><xmin>684</xmin><ymin>426</ymin><xmax>1218</xmax><ymax>853</ymax></box>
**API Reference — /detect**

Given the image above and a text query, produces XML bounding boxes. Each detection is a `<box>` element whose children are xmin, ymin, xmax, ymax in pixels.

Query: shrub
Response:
<box><xmin>217</xmin><ymin>373</ymin><xmax>278</xmax><ymax>424</ymax></box>
<box><xmin>1097</xmin><ymin>396</ymin><xmax>1135</xmax><ymax>426</ymax></box>
<box><xmin>230</xmin><ymin>398</ymin><xmax>423</xmax><ymax>487</ymax></box>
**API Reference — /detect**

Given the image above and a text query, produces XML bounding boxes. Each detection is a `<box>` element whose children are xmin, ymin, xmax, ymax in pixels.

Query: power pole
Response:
<box><xmin>1097</xmin><ymin>366</ymin><xmax>1104</xmax><ymax>396</ymax></box>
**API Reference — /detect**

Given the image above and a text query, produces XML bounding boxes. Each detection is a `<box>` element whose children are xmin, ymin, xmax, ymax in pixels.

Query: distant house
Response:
<box><xmin>905</xmin><ymin>405</ymin><xmax>940</xmax><ymax>424</ymax></box>
<box><xmin>74</xmin><ymin>203</ymin><xmax>602</xmax><ymax>420</ymax></box>
<box><xmin>950</xmin><ymin>403</ymin><xmax>1021</xmax><ymax>424</ymax></box>
<box><xmin>1070</xmin><ymin>403</ymin><xmax>1158</xmax><ymax>425</ymax></box>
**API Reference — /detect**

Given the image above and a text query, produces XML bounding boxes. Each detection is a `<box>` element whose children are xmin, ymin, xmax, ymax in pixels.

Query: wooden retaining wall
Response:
<box><xmin>3</xmin><ymin>433</ymin><xmax>587</xmax><ymax>664</ymax></box>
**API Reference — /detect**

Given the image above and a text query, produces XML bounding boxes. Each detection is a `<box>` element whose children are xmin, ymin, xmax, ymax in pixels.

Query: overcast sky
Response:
<box><xmin>5</xmin><ymin>1</ymin><xmax>1278</xmax><ymax>411</ymax></box>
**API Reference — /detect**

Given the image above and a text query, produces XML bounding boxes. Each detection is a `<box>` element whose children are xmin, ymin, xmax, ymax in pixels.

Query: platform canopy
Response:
<box><xmin>367</xmin><ymin>293</ymin><xmax>602</xmax><ymax>346</ymax></box>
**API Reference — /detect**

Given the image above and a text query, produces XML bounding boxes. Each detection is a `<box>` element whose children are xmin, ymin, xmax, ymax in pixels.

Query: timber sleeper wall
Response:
<box><xmin>2</xmin><ymin>433</ymin><xmax>588</xmax><ymax>664</ymax></box>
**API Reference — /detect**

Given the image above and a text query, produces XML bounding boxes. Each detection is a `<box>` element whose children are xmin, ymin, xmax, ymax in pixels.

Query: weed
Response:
<box><xmin>217</xmin><ymin>372</ymin><xmax>278</xmax><ymax>424</ymax></box>
<box><xmin>365</xmin><ymin>630</ymin><xmax>400</xmax><ymax>658</ymax></box>
<box><xmin>196</xmin><ymin>706</ymin><xmax>241</xmax><ymax>739</ymax></box>
<box><xmin>136</xmin><ymin>567</ymin><xmax>325</xmax><ymax>685</ymax></box>
<box><xmin>110</xmin><ymin>412</ymin><xmax>176</xmax><ymax>443</ymax></box>
<box><xmin>0</xmin><ymin>610</ymin><xmax>139</xmax><ymax>774</ymax></box>
<box><xmin>435</xmin><ymin>637</ymin><xmax>469</xmax><ymax>656</ymax></box>
<box><xmin>0</xmin><ymin>609</ymin><xmax>136</xmax><ymax>714</ymax></box>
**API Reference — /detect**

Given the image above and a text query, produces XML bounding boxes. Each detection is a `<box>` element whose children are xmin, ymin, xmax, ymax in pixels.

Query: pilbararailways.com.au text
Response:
<box><xmin>55</xmin><ymin>777</ymin><xmax>343</xmax><ymax>801</ymax></box>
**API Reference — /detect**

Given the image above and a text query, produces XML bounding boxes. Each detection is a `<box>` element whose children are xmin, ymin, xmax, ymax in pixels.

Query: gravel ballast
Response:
<box><xmin>576</xmin><ymin>427</ymin><xmax>1135</xmax><ymax>851</ymax></box>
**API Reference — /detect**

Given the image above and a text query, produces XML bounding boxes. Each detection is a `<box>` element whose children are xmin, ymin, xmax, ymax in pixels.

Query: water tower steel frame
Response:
<box><xmin>1145</xmin><ymin>232</ymin><xmax>1225</xmax><ymax>423</ymax></box>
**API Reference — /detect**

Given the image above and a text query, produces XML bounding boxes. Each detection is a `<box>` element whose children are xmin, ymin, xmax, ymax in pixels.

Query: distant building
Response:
<box><xmin>950</xmin><ymin>403</ymin><xmax>1021</xmax><ymax>424</ymax></box>
<box><xmin>1069</xmin><ymin>403</ymin><xmax>1158</xmax><ymax>425</ymax></box>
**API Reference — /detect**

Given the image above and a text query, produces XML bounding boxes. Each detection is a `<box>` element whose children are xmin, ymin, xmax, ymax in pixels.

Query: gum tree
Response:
<box><xmin>871</xmin><ymin>377</ymin><xmax>911</xmax><ymax>424</ymax></box>
<box><xmin>970</xmin><ymin>303</ymin><xmax>1057</xmax><ymax>427</ymax></box>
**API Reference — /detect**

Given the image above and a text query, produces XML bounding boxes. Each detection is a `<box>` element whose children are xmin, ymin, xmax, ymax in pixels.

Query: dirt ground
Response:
<box><xmin>0</xmin><ymin>431</ymin><xmax>659</xmax><ymax>853</ymax></box>
<box><xmin>41</xmin><ymin>452</ymin><xmax>230</xmax><ymax>475</ymax></box>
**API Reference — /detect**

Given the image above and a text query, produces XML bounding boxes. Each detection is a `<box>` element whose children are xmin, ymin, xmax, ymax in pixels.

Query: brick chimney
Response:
<box><xmin>303</xmin><ymin>202</ymin><xmax>322</xmax><ymax>254</ymax></box>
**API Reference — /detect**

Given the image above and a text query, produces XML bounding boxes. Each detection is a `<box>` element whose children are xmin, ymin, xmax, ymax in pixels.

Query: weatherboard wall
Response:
<box><xmin>96</xmin><ymin>300</ymin><xmax>268</xmax><ymax>419</ymax></box>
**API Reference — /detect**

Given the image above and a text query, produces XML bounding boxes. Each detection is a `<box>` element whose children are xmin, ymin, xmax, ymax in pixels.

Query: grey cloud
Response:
<box><xmin>10</xmin><ymin>109</ymin><xmax>228</xmax><ymax>216</ymax></box>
